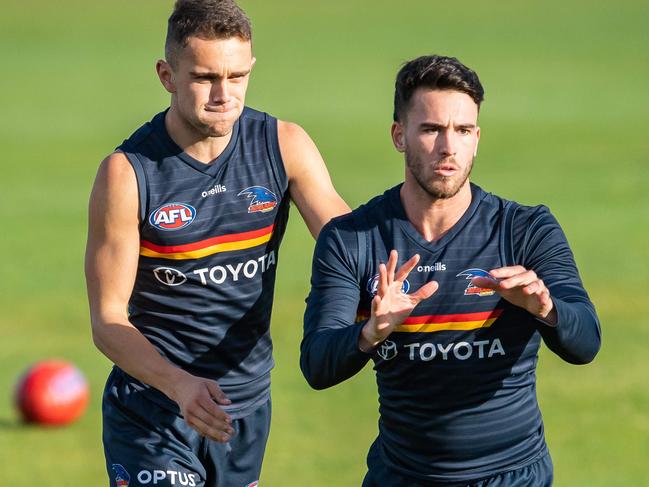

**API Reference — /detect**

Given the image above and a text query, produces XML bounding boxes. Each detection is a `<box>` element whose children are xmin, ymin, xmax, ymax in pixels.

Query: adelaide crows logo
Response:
<box><xmin>111</xmin><ymin>464</ymin><xmax>130</xmax><ymax>487</ymax></box>
<box><xmin>456</xmin><ymin>268</ymin><xmax>496</xmax><ymax>296</ymax></box>
<box><xmin>238</xmin><ymin>186</ymin><xmax>278</xmax><ymax>213</ymax></box>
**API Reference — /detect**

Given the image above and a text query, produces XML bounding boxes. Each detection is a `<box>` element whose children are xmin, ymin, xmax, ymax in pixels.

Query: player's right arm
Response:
<box><xmin>300</xmin><ymin>223</ymin><xmax>437</xmax><ymax>389</ymax></box>
<box><xmin>85</xmin><ymin>152</ymin><xmax>234</xmax><ymax>442</ymax></box>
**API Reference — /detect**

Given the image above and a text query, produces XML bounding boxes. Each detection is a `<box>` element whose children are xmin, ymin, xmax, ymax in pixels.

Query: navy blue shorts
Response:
<box><xmin>102</xmin><ymin>370</ymin><xmax>270</xmax><ymax>487</ymax></box>
<box><xmin>362</xmin><ymin>440</ymin><xmax>553</xmax><ymax>487</ymax></box>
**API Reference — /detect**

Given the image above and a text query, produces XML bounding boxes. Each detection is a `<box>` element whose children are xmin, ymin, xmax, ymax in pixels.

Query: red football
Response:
<box><xmin>15</xmin><ymin>360</ymin><xmax>90</xmax><ymax>425</ymax></box>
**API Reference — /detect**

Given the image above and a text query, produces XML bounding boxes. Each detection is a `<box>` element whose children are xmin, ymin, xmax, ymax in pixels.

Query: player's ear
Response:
<box><xmin>474</xmin><ymin>126</ymin><xmax>481</xmax><ymax>156</ymax></box>
<box><xmin>156</xmin><ymin>59</ymin><xmax>176</xmax><ymax>94</ymax></box>
<box><xmin>391</xmin><ymin>122</ymin><xmax>406</xmax><ymax>153</ymax></box>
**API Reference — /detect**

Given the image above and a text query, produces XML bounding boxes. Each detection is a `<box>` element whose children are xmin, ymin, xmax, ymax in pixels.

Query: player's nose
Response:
<box><xmin>210</xmin><ymin>79</ymin><xmax>231</xmax><ymax>103</ymax></box>
<box><xmin>439</xmin><ymin>130</ymin><xmax>457</xmax><ymax>156</ymax></box>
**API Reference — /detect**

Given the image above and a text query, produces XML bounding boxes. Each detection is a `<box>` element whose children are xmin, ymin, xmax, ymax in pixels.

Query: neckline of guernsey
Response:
<box><xmin>387</xmin><ymin>182</ymin><xmax>486</xmax><ymax>253</ymax></box>
<box><xmin>153</xmin><ymin>108</ymin><xmax>241</xmax><ymax>177</ymax></box>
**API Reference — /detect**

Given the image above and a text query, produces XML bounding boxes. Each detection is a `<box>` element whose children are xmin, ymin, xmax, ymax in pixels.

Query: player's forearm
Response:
<box><xmin>537</xmin><ymin>298</ymin><xmax>601</xmax><ymax>364</ymax></box>
<box><xmin>300</xmin><ymin>323</ymin><xmax>371</xmax><ymax>390</ymax></box>
<box><xmin>91</xmin><ymin>316</ymin><xmax>188</xmax><ymax>400</ymax></box>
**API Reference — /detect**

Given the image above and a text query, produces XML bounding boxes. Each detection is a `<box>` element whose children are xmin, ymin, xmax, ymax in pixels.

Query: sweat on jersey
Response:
<box><xmin>116</xmin><ymin>107</ymin><xmax>289</xmax><ymax>418</ymax></box>
<box><xmin>301</xmin><ymin>183</ymin><xmax>600</xmax><ymax>482</ymax></box>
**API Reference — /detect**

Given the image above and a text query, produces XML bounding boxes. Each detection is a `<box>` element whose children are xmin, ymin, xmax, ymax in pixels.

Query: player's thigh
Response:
<box><xmin>203</xmin><ymin>398</ymin><xmax>271</xmax><ymax>487</ymax></box>
<box><xmin>361</xmin><ymin>439</ymin><xmax>422</xmax><ymax>487</ymax></box>
<box><xmin>102</xmin><ymin>377</ymin><xmax>206</xmax><ymax>487</ymax></box>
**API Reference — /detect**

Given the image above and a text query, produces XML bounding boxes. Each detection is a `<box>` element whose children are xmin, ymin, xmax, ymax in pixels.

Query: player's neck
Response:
<box><xmin>164</xmin><ymin>107</ymin><xmax>233</xmax><ymax>164</ymax></box>
<box><xmin>400</xmin><ymin>180</ymin><xmax>472</xmax><ymax>242</ymax></box>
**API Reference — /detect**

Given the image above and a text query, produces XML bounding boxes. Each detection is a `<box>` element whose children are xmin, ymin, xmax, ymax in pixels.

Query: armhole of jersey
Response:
<box><xmin>264</xmin><ymin>114</ymin><xmax>289</xmax><ymax>195</ymax></box>
<box><xmin>119</xmin><ymin>150</ymin><xmax>148</xmax><ymax>228</ymax></box>
<box><xmin>499</xmin><ymin>200</ymin><xmax>517</xmax><ymax>267</ymax></box>
<box><xmin>352</xmin><ymin>213</ymin><xmax>369</xmax><ymax>283</ymax></box>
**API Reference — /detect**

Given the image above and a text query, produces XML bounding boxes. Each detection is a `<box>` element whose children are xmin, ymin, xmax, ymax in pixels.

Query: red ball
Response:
<box><xmin>15</xmin><ymin>360</ymin><xmax>90</xmax><ymax>425</ymax></box>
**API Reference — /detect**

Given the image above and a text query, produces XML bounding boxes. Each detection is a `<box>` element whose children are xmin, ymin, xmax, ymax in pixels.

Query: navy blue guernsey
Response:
<box><xmin>301</xmin><ymin>184</ymin><xmax>600</xmax><ymax>482</ymax></box>
<box><xmin>117</xmin><ymin>107</ymin><xmax>289</xmax><ymax>418</ymax></box>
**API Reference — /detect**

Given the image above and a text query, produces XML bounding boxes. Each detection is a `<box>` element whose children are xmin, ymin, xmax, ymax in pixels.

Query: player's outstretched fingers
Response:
<box><xmin>498</xmin><ymin>270</ymin><xmax>538</xmax><ymax>290</ymax></box>
<box><xmin>386</xmin><ymin>250</ymin><xmax>398</xmax><ymax>284</ymax></box>
<box><xmin>378</xmin><ymin>263</ymin><xmax>389</xmax><ymax>297</ymax></box>
<box><xmin>410</xmin><ymin>280</ymin><xmax>439</xmax><ymax>302</ymax></box>
<box><xmin>487</xmin><ymin>265</ymin><xmax>527</xmax><ymax>279</ymax></box>
<box><xmin>395</xmin><ymin>254</ymin><xmax>420</xmax><ymax>282</ymax></box>
<box><xmin>470</xmin><ymin>276</ymin><xmax>500</xmax><ymax>291</ymax></box>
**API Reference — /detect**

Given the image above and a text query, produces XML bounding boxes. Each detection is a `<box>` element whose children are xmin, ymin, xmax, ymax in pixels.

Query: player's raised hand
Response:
<box><xmin>169</xmin><ymin>372</ymin><xmax>235</xmax><ymax>443</ymax></box>
<box><xmin>359</xmin><ymin>250</ymin><xmax>438</xmax><ymax>352</ymax></box>
<box><xmin>471</xmin><ymin>266</ymin><xmax>557</xmax><ymax>325</ymax></box>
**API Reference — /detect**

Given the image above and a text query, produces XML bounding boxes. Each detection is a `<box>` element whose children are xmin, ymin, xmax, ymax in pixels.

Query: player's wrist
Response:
<box><xmin>160</xmin><ymin>367</ymin><xmax>192</xmax><ymax>403</ymax></box>
<box><xmin>359</xmin><ymin>321</ymin><xmax>384</xmax><ymax>353</ymax></box>
<box><xmin>536</xmin><ymin>303</ymin><xmax>558</xmax><ymax>327</ymax></box>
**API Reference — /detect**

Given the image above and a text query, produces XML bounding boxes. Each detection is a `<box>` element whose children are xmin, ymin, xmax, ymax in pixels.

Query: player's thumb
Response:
<box><xmin>413</xmin><ymin>280</ymin><xmax>439</xmax><ymax>301</ymax></box>
<box><xmin>471</xmin><ymin>276</ymin><xmax>497</xmax><ymax>289</ymax></box>
<box><xmin>206</xmin><ymin>381</ymin><xmax>231</xmax><ymax>405</ymax></box>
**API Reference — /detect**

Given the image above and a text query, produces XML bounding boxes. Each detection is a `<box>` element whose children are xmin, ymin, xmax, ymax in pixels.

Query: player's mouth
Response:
<box><xmin>204</xmin><ymin>104</ymin><xmax>235</xmax><ymax>114</ymax></box>
<box><xmin>433</xmin><ymin>164</ymin><xmax>459</xmax><ymax>177</ymax></box>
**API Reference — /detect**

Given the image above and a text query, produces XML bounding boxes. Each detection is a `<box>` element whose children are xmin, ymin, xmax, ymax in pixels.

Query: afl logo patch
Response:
<box><xmin>238</xmin><ymin>186</ymin><xmax>278</xmax><ymax>213</ymax></box>
<box><xmin>149</xmin><ymin>203</ymin><xmax>196</xmax><ymax>231</ymax></box>
<box><xmin>367</xmin><ymin>274</ymin><xmax>410</xmax><ymax>297</ymax></box>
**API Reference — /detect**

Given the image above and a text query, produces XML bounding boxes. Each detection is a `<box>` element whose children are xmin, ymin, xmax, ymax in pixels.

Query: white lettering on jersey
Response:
<box><xmin>137</xmin><ymin>469</ymin><xmax>197</xmax><ymax>486</ymax></box>
<box><xmin>416</xmin><ymin>262</ymin><xmax>447</xmax><ymax>272</ymax></box>
<box><xmin>403</xmin><ymin>339</ymin><xmax>505</xmax><ymax>361</ymax></box>
<box><xmin>193</xmin><ymin>251</ymin><xmax>276</xmax><ymax>286</ymax></box>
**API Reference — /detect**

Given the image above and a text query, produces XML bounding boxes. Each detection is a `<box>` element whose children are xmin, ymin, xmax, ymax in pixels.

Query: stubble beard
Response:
<box><xmin>405</xmin><ymin>149</ymin><xmax>474</xmax><ymax>200</ymax></box>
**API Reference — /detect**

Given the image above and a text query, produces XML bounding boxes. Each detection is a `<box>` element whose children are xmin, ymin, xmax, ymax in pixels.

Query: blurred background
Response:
<box><xmin>1</xmin><ymin>0</ymin><xmax>648</xmax><ymax>485</ymax></box>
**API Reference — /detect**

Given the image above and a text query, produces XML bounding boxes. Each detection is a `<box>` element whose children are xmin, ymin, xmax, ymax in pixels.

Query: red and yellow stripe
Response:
<box><xmin>354</xmin><ymin>308</ymin><xmax>503</xmax><ymax>333</ymax></box>
<box><xmin>395</xmin><ymin>309</ymin><xmax>503</xmax><ymax>333</ymax></box>
<box><xmin>140</xmin><ymin>224</ymin><xmax>274</xmax><ymax>260</ymax></box>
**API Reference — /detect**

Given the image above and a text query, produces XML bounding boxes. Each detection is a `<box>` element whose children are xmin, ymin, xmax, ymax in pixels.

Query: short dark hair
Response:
<box><xmin>165</xmin><ymin>0</ymin><xmax>252</xmax><ymax>66</ymax></box>
<box><xmin>393</xmin><ymin>55</ymin><xmax>484</xmax><ymax>122</ymax></box>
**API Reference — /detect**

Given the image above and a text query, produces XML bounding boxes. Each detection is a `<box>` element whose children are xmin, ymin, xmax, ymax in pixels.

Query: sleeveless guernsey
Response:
<box><xmin>116</xmin><ymin>107</ymin><xmax>289</xmax><ymax>418</ymax></box>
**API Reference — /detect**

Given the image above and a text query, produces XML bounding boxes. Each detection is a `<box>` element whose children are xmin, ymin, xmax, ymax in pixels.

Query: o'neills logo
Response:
<box><xmin>201</xmin><ymin>184</ymin><xmax>226</xmax><ymax>198</ymax></box>
<box><xmin>149</xmin><ymin>203</ymin><xmax>196</xmax><ymax>231</ymax></box>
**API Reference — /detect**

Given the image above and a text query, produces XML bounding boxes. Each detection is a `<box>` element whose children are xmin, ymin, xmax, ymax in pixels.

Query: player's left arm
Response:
<box><xmin>473</xmin><ymin>205</ymin><xmax>601</xmax><ymax>364</ymax></box>
<box><xmin>278</xmin><ymin>121</ymin><xmax>350</xmax><ymax>238</ymax></box>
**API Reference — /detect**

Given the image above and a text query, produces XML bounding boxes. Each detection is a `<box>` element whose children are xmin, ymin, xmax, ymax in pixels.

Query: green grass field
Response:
<box><xmin>1</xmin><ymin>0</ymin><xmax>648</xmax><ymax>485</ymax></box>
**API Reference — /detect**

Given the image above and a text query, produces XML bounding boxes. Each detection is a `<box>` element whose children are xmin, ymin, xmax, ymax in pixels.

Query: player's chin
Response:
<box><xmin>201</xmin><ymin>113</ymin><xmax>240</xmax><ymax>137</ymax></box>
<box><xmin>424</xmin><ymin>180</ymin><xmax>460</xmax><ymax>199</ymax></box>
<box><xmin>199</xmin><ymin>119</ymin><xmax>235</xmax><ymax>138</ymax></box>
